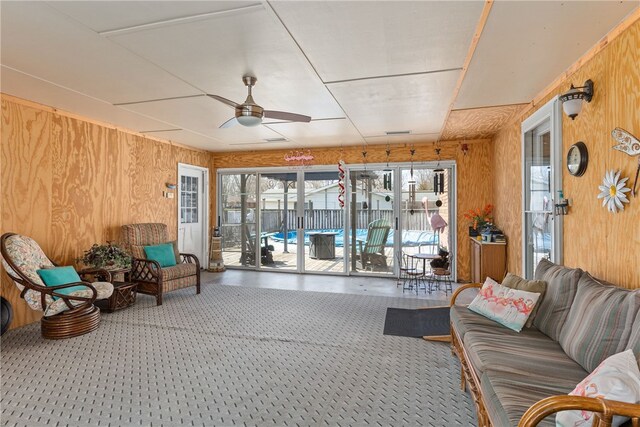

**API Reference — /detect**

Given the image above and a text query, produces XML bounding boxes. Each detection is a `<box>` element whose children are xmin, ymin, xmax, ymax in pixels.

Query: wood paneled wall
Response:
<box><xmin>1</xmin><ymin>96</ymin><xmax>214</xmax><ymax>329</ymax></box>
<box><xmin>492</xmin><ymin>19</ymin><xmax>640</xmax><ymax>289</ymax></box>
<box><xmin>213</xmin><ymin>139</ymin><xmax>494</xmax><ymax>282</ymax></box>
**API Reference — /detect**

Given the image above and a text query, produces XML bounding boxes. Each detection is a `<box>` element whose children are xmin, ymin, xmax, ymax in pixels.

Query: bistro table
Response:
<box><xmin>409</xmin><ymin>253</ymin><xmax>442</xmax><ymax>292</ymax></box>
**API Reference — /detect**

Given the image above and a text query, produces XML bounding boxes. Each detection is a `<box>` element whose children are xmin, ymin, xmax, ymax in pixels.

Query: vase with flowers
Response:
<box><xmin>464</xmin><ymin>204</ymin><xmax>494</xmax><ymax>237</ymax></box>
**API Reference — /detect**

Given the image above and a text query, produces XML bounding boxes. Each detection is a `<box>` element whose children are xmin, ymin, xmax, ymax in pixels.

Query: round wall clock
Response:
<box><xmin>567</xmin><ymin>141</ymin><xmax>588</xmax><ymax>177</ymax></box>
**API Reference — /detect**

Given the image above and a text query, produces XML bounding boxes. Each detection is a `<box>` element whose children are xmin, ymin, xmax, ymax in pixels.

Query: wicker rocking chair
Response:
<box><xmin>0</xmin><ymin>233</ymin><xmax>114</xmax><ymax>339</ymax></box>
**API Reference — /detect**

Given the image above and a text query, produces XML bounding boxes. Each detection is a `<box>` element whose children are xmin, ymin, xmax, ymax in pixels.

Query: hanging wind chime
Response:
<box><xmin>433</xmin><ymin>147</ymin><xmax>445</xmax><ymax>195</ymax></box>
<box><xmin>361</xmin><ymin>147</ymin><xmax>369</xmax><ymax>209</ymax></box>
<box><xmin>383</xmin><ymin>143</ymin><xmax>392</xmax><ymax>190</ymax></box>
<box><xmin>409</xmin><ymin>146</ymin><xmax>416</xmax><ymax>215</ymax></box>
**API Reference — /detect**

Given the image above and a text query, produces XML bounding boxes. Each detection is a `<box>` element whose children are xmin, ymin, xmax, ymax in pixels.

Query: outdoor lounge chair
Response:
<box><xmin>0</xmin><ymin>233</ymin><xmax>114</xmax><ymax>339</ymax></box>
<box><xmin>239</xmin><ymin>224</ymin><xmax>273</xmax><ymax>266</ymax></box>
<box><xmin>357</xmin><ymin>219</ymin><xmax>391</xmax><ymax>270</ymax></box>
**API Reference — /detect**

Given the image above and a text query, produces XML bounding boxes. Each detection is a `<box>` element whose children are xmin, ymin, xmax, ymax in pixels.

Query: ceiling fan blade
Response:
<box><xmin>206</xmin><ymin>94</ymin><xmax>239</xmax><ymax>109</ymax></box>
<box><xmin>263</xmin><ymin>110</ymin><xmax>311</xmax><ymax>123</ymax></box>
<box><xmin>219</xmin><ymin>117</ymin><xmax>238</xmax><ymax>128</ymax></box>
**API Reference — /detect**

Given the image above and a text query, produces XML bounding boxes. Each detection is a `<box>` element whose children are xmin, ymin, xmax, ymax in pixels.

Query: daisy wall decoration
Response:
<box><xmin>597</xmin><ymin>170</ymin><xmax>631</xmax><ymax>213</ymax></box>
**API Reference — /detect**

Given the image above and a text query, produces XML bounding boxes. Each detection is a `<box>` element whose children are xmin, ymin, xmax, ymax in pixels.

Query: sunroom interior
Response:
<box><xmin>1</xmin><ymin>1</ymin><xmax>639</xmax><ymax>426</ymax></box>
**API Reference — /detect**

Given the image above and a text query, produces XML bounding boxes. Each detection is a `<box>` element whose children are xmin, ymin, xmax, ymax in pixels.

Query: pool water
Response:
<box><xmin>270</xmin><ymin>229</ymin><xmax>438</xmax><ymax>247</ymax></box>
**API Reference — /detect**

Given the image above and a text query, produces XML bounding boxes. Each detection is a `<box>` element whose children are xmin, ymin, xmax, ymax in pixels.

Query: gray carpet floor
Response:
<box><xmin>1</xmin><ymin>283</ymin><xmax>476</xmax><ymax>426</ymax></box>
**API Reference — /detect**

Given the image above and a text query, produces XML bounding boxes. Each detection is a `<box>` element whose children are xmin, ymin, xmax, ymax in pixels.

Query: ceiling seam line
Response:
<box><xmin>264</xmin><ymin>0</ymin><xmax>366</xmax><ymax>147</ymax></box>
<box><xmin>438</xmin><ymin>0</ymin><xmax>494</xmax><ymax>139</ymax></box>
<box><xmin>324</xmin><ymin>68</ymin><xmax>463</xmax><ymax>85</ymax></box>
<box><xmin>98</xmin><ymin>4</ymin><xmax>264</xmax><ymax>36</ymax></box>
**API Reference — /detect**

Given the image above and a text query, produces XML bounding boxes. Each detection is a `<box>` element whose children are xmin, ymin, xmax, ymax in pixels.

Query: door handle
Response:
<box><xmin>395</xmin><ymin>217</ymin><xmax>399</xmax><ymax>230</ymax></box>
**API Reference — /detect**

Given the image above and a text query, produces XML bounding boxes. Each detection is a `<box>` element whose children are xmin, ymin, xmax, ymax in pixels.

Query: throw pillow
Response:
<box><xmin>36</xmin><ymin>266</ymin><xmax>88</xmax><ymax>300</ymax></box>
<box><xmin>143</xmin><ymin>243</ymin><xmax>177</xmax><ymax>268</ymax></box>
<box><xmin>468</xmin><ymin>277</ymin><xmax>542</xmax><ymax>332</ymax></box>
<box><xmin>502</xmin><ymin>273</ymin><xmax>547</xmax><ymax>328</ymax></box>
<box><xmin>132</xmin><ymin>241</ymin><xmax>181</xmax><ymax>264</ymax></box>
<box><xmin>556</xmin><ymin>349</ymin><xmax>640</xmax><ymax>427</ymax></box>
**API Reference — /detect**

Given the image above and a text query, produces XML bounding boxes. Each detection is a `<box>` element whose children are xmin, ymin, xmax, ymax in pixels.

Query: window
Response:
<box><xmin>180</xmin><ymin>176</ymin><xmax>199</xmax><ymax>224</ymax></box>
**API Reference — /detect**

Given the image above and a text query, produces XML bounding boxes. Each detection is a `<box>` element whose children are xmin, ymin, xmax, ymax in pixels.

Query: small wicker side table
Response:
<box><xmin>78</xmin><ymin>267</ymin><xmax>137</xmax><ymax>312</ymax></box>
<box><xmin>96</xmin><ymin>281</ymin><xmax>137</xmax><ymax>312</ymax></box>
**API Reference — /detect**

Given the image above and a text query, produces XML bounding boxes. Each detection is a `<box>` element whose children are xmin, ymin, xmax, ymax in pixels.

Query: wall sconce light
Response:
<box><xmin>461</xmin><ymin>143</ymin><xmax>469</xmax><ymax>156</ymax></box>
<box><xmin>559</xmin><ymin>79</ymin><xmax>593</xmax><ymax>120</ymax></box>
<box><xmin>166</xmin><ymin>183</ymin><xmax>177</xmax><ymax>190</ymax></box>
<box><xmin>554</xmin><ymin>190</ymin><xmax>570</xmax><ymax>215</ymax></box>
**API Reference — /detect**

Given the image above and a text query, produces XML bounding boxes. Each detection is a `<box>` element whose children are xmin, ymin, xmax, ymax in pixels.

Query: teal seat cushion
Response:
<box><xmin>36</xmin><ymin>266</ymin><xmax>88</xmax><ymax>300</ymax></box>
<box><xmin>144</xmin><ymin>243</ymin><xmax>178</xmax><ymax>267</ymax></box>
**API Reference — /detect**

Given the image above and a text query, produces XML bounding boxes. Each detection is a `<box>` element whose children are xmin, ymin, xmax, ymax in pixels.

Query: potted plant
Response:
<box><xmin>77</xmin><ymin>242</ymin><xmax>132</xmax><ymax>274</ymax></box>
<box><xmin>463</xmin><ymin>204</ymin><xmax>493</xmax><ymax>237</ymax></box>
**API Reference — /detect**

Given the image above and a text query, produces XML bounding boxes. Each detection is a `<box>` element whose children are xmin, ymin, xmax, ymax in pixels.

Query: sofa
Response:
<box><xmin>450</xmin><ymin>259</ymin><xmax>640</xmax><ymax>426</ymax></box>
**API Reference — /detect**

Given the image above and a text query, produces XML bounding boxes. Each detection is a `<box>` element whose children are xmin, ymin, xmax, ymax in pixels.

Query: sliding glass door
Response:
<box><xmin>258</xmin><ymin>172</ymin><xmax>297</xmax><ymax>271</ymax></box>
<box><xmin>302</xmin><ymin>171</ymin><xmax>345</xmax><ymax>274</ymax></box>
<box><xmin>219</xmin><ymin>173</ymin><xmax>257</xmax><ymax>268</ymax></box>
<box><xmin>219</xmin><ymin>163</ymin><xmax>456</xmax><ymax>279</ymax></box>
<box><xmin>348</xmin><ymin>168</ymin><xmax>395</xmax><ymax>276</ymax></box>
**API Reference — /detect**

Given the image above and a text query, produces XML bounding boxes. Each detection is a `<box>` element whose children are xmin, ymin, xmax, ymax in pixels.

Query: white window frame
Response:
<box><xmin>521</xmin><ymin>97</ymin><xmax>563</xmax><ymax>277</ymax></box>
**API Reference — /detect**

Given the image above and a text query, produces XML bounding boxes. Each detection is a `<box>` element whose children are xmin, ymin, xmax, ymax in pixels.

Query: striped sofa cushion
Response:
<box><xmin>533</xmin><ymin>259</ymin><xmax>582</xmax><ymax>341</ymax></box>
<box><xmin>560</xmin><ymin>273</ymin><xmax>640</xmax><ymax>372</ymax></box>
<box><xmin>627</xmin><ymin>311</ymin><xmax>640</xmax><ymax>358</ymax></box>
<box><xmin>464</xmin><ymin>329</ymin><xmax>587</xmax><ymax>381</ymax></box>
<box><xmin>481</xmin><ymin>369</ymin><xmax>583</xmax><ymax>427</ymax></box>
<box><xmin>450</xmin><ymin>305</ymin><xmax>509</xmax><ymax>340</ymax></box>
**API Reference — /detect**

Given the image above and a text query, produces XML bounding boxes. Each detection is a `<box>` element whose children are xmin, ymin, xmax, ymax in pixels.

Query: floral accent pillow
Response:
<box><xmin>556</xmin><ymin>349</ymin><xmax>640</xmax><ymax>427</ymax></box>
<box><xmin>468</xmin><ymin>277</ymin><xmax>541</xmax><ymax>332</ymax></box>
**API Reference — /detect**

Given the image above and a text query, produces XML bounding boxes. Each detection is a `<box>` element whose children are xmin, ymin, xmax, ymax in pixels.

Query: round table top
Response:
<box><xmin>410</xmin><ymin>253</ymin><xmax>441</xmax><ymax>260</ymax></box>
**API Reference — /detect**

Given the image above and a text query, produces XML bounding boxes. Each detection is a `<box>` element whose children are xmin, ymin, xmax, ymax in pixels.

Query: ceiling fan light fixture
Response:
<box><xmin>236</xmin><ymin>115</ymin><xmax>262</xmax><ymax>127</ymax></box>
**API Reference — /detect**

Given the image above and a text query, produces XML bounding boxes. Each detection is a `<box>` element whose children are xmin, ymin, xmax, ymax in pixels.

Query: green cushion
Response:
<box><xmin>144</xmin><ymin>243</ymin><xmax>177</xmax><ymax>267</ymax></box>
<box><xmin>502</xmin><ymin>273</ymin><xmax>547</xmax><ymax>328</ymax></box>
<box><xmin>36</xmin><ymin>266</ymin><xmax>87</xmax><ymax>300</ymax></box>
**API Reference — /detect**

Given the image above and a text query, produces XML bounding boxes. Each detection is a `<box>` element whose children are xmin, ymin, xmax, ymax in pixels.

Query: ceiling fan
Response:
<box><xmin>207</xmin><ymin>75</ymin><xmax>311</xmax><ymax>128</ymax></box>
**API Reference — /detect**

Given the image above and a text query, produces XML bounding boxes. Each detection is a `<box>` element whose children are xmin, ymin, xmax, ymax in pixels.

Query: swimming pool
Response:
<box><xmin>269</xmin><ymin>229</ymin><xmax>438</xmax><ymax>247</ymax></box>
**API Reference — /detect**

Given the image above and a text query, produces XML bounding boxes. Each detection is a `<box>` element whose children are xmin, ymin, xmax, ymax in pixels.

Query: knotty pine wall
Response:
<box><xmin>1</xmin><ymin>95</ymin><xmax>215</xmax><ymax>329</ymax></box>
<box><xmin>213</xmin><ymin>138</ymin><xmax>494</xmax><ymax>283</ymax></box>
<box><xmin>492</xmin><ymin>18</ymin><xmax>640</xmax><ymax>289</ymax></box>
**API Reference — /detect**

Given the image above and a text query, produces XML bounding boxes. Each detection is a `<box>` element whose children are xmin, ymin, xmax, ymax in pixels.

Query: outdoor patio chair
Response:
<box><xmin>0</xmin><ymin>232</ymin><xmax>114</xmax><ymax>339</ymax></box>
<box><xmin>121</xmin><ymin>223</ymin><xmax>200</xmax><ymax>306</ymax></box>
<box><xmin>357</xmin><ymin>219</ymin><xmax>391</xmax><ymax>270</ymax></box>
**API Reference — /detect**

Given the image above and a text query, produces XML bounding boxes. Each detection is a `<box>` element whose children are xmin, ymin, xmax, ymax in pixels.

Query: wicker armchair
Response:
<box><xmin>0</xmin><ymin>233</ymin><xmax>114</xmax><ymax>339</ymax></box>
<box><xmin>121</xmin><ymin>223</ymin><xmax>200</xmax><ymax>306</ymax></box>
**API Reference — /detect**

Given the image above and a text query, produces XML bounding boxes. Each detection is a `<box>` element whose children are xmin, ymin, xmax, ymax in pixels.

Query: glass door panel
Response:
<box><xmin>219</xmin><ymin>173</ymin><xmax>257</xmax><ymax>268</ymax></box>
<box><xmin>523</xmin><ymin>127</ymin><xmax>552</xmax><ymax>278</ymax></box>
<box><xmin>302</xmin><ymin>170</ymin><xmax>345</xmax><ymax>274</ymax></box>
<box><xmin>258</xmin><ymin>173</ymin><xmax>297</xmax><ymax>271</ymax></box>
<box><xmin>400</xmin><ymin>168</ymin><xmax>452</xmax><ymax>267</ymax></box>
<box><xmin>348</xmin><ymin>168</ymin><xmax>395</xmax><ymax>275</ymax></box>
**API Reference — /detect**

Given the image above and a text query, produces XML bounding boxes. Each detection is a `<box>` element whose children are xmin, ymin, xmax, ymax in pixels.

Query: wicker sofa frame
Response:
<box><xmin>449</xmin><ymin>283</ymin><xmax>640</xmax><ymax>427</ymax></box>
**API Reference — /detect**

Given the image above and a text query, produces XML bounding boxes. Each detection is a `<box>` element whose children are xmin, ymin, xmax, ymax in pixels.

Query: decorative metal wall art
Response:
<box><xmin>611</xmin><ymin>128</ymin><xmax>640</xmax><ymax>197</ymax></box>
<box><xmin>597</xmin><ymin>170</ymin><xmax>631</xmax><ymax>213</ymax></box>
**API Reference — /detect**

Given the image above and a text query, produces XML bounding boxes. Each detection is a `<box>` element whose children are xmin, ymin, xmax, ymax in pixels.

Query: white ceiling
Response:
<box><xmin>1</xmin><ymin>1</ymin><xmax>637</xmax><ymax>152</ymax></box>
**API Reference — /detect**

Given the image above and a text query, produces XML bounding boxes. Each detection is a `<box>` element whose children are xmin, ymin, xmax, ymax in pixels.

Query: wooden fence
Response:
<box><xmin>259</xmin><ymin>209</ymin><xmax>433</xmax><ymax>233</ymax></box>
